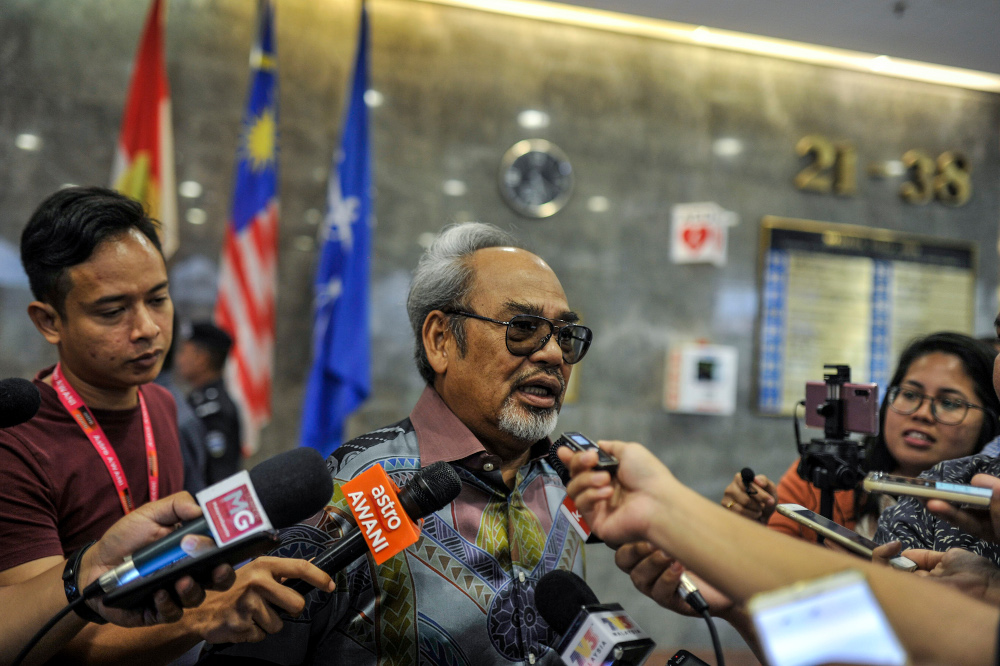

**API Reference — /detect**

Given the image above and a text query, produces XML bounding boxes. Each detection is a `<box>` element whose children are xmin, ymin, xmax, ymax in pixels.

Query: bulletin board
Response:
<box><xmin>756</xmin><ymin>216</ymin><xmax>976</xmax><ymax>415</ymax></box>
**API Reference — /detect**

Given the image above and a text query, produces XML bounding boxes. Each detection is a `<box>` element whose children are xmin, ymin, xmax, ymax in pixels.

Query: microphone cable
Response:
<box><xmin>12</xmin><ymin>579</ymin><xmax>102</xmax><ymax>666</ymax></box>
<box><xmin>677</xmin><ymin>574</ymin><xmax>724</xmax><ymax>666</ymax></box>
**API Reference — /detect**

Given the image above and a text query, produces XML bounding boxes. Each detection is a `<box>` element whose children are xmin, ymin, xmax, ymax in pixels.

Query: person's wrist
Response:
<box><xmin>63</xmin><ymin>541</ymin><xmax>109</xmax><ymax>625</ymax></box>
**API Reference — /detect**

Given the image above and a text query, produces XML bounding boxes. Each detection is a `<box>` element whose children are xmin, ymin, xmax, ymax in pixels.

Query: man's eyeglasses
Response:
<box><xmin>886</xmin><ymin>385</ymin><xmax>988</xmax><ymax>426</ymax></box>
<box><xmin>447</xmin><ymin>310</ymin><xmax>592</xmax><ymax>364</ymax></box>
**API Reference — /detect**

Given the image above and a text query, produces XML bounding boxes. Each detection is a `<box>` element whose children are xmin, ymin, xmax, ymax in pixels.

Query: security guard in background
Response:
<box><xmin>175</xmin><ymin>321</ymin><xmax>243</xmax><ymax>485</ymax></box>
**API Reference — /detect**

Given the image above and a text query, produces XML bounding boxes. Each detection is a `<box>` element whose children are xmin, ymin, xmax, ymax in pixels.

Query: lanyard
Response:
<box><xmin>51</xmin><ymin>363</ymin><xmax>159</xmax><ymax>514</ymax></box>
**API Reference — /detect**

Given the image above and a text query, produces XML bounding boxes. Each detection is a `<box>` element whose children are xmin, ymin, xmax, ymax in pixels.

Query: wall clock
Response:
<box><xmin>498</xmin><ymin>139</ymin><xmax>574</xmax><ymax>218</ymax></box>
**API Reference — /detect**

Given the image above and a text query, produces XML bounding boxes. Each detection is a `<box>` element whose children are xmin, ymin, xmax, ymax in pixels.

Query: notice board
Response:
<box><xmin>757</xmin><ymin>216</ymin><xmax>976</xmax><ymax>415</ymax></box>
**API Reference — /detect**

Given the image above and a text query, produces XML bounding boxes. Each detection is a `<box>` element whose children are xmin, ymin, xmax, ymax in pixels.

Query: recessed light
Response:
<box><xmin>442</xmin><ymin>179</ymin><xmax>467</xmax><ymax>197</ymax></box>
<box><xmin>185</xmin><ymin>208</ymin><xmax>207</xmax><ymax>225</ymax></box>
<box><xmin>713</xmin><ymin>137</ymin><xmax>744</xmax><ymax>157</ymax></box>
<box><xmin>587</xmin><ymin>196</ymin><xmax>609</xmax><ymax>212</ymax></box>
<box><xmin>15</xmin><ymin>134</ymin><xmax>41</xmax><ymax>151</ymax></box>
<box><xmin>179</xmin><ymin>180</ymin><xmax>202</xmax><ymax>198</ymax></box>
<box><xmin>518</xmin><ymin>109</ymin><xmax>550</xmax><ymax>129</ymax></box>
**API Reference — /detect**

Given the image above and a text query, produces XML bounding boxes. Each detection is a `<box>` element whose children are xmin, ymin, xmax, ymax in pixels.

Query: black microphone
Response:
<box><xmin>741</xmin><ymin>467</ymin><xmax>757</xmax><ymax>495</ymax></box>
<box><xmin>536</xmin><ymin>570</ymin><xmax>654</xmax><ymax>666</ymax></box>
<box><xmin>0</xmin><ymin>377</ymin><xmax>41</xmax><ymax>428</ymax></box>
<box><xmin>286</xmin><ymin>461</ymin><xmax>462</xmax><ymax>594</ymax></box>
<box><xmin>98</xmin><ymin>447</ymin><xmax>333</xmax><ymax>593</ymax></box>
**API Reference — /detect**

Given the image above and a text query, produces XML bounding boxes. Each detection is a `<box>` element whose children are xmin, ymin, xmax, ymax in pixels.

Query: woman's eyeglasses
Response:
<box><xmin>886</xmin><ymin>385</ymin><xmax>987</xmax><ymax>426</ymax></box>
<box><xmin>447</xmin><ymin>310</ymin><xmax>592</xmax><ymax>364</ymax></box>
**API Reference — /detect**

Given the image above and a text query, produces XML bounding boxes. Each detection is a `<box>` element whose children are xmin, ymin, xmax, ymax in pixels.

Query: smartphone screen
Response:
<box><xmin>777</xmin><ymin>504</ymin><xmax>876</xmax><ymax>555</ymax></box>
<box><xmin>864</xmin><ymin>471</ymin><xmax>992</xmax><ymax>507</ymax></box>
<box><xmin>776</xmin><ymin>504</ymin><xmax>916</xmax><ymax>571</ymax></box>
<box><xmin>749</xmin><ymin>570</ymin><xmax>908</xmax><ymax>666</ymax></box>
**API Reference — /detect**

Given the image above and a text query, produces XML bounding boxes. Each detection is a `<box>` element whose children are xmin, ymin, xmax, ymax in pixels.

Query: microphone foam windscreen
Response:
<box><xmin>400</xmin><ymin>461</ymin><xmax>462</xmax><ymax>519</ymax></box>
<box><xmin>535</xmin><ymin>569</ymin><xmax>600</xmax><ymax>635</ymax></box>
<box><xmin>0</xmin><ymin>377</ymin><xmax>41</xmax><ymax>428</ymax></box>
<box><xmin>740</xmin><ymin>467</ymin><xmax>755</xmax><ymax>486</ymax></box>
<box><xmin>249</xmin><ymin>447</ymin><xmax>334</xmax><ymax>527</ymax></box>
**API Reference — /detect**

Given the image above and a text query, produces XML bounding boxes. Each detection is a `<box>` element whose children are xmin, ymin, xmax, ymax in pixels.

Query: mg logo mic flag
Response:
<box><xmin>216</xmin><ymin>0</ymin><xmax>279</xmax><ymax>455</ymax></box>
<box><xmin>110</xmin><ymin>0</ymin><xmax>178</xmax><ymax>258</ymax></box>
<box><xmin>300</xmin><ymin>4</ymin><xmax>372</xmax><ymax>456</ymax></box>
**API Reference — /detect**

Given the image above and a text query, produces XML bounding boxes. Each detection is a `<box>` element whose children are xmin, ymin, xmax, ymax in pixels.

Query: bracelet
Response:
<box><xmin>62</xmin><ymin>541</ymin><xmax>109</xmax><ymax>625</ymax></box>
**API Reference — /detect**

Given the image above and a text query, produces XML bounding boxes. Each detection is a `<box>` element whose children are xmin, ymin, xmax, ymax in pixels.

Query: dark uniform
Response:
<box><xmin>188</xmin><ymin>378</ymin><xmax>242</xmax><ymax>485</ymax></box>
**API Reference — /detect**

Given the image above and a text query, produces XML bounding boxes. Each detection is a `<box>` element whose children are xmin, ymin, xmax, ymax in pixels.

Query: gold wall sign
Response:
<box><xmin>794</xmin><ymin>134</ymin><xmax>972</xmax><ymax>206</ymax></box>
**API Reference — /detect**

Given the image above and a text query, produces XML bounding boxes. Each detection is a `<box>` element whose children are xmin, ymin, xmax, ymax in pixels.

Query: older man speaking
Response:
<box><xmin>210</xmin><ymin>222</ymin><xmax>593</xmax><ymax>666</ymax></box>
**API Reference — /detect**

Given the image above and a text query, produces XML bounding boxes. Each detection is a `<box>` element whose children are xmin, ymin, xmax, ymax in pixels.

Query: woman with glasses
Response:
<box><xmin>722</xmin><ymin>332</ymin><xmax>1000</xmax><ymax>541</ymax></box>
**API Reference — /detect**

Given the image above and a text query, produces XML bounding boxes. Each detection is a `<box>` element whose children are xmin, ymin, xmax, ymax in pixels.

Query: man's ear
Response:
<box><xmin>422</xmin><ymin>310</ymin><xmax>452</xmax><ymax>375</ymax></box>
<box><xmin>27</xmin><ymin>301</ymin><xmax>63</xmax><ymax>345</ymax></box>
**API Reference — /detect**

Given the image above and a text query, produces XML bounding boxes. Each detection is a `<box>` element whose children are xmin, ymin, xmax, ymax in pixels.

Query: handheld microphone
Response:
<box><xmin>98</xmin><ymin>447</ymin><xmax>333</xmax><ymax>595</ymax></box>
<box><xmin>286</xmin><ymin>461</ymin><xmax>462</xmax><ymax>594</ymax></box>
<box><xmin>0</xmin><ymin>377</ymin><xmax>41</xmax><ymax>427</ymax></box>
<box><xmin>536</xmin><ymin>570</ymin><xmax>654</xmax><ymax>666</ymax></box>
<box><xmin>741</xmin><ymin>467</ymin><xmax>757</xmax><ymax>495</ymax></box>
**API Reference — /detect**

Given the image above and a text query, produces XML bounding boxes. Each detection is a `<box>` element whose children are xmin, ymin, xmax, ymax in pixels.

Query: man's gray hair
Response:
<box><xmin>407</xmin><ymin>222</ymin><xmax>522</xmax><ymax>384</ymax></box>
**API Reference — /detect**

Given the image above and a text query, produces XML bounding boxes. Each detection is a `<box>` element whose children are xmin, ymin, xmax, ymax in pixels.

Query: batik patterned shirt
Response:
<box><xmin>874</xmin><ymin>453</ymin><xmax>1000</xmax><ymax>566</ymax></box>
<box><xmin>210</xmin><ymin>387</ymin><xmax>585</xmax><ymax>665</ymax></box>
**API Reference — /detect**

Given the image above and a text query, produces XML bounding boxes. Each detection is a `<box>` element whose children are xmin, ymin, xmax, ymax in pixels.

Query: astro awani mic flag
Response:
<box><xmin>300</xmin><ymin>4</ymin><xmax>372</xmax><ymax>456</ymax></box>
<box><xmin>215</xmin><ymin>0</ymin><xmax>279</xmax><ymax>456</ymax></box>
<box><xmin>111</xmin><ymin>0</ymin><xmax>178</xmax><ymax>258</ymax></box>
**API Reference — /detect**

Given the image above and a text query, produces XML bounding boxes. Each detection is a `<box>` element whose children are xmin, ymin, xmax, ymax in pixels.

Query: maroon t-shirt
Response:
<box><xmin>0</xmin><ymin>366</ymin><xmax>184</xmax><ymax>572</ymax></box>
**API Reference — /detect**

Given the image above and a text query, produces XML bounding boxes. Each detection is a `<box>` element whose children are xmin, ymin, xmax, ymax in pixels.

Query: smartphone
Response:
<box><xmin>776</xmin><ymin>504</ymin><xmax>917</xmax><ymax>572</ymax></box>
<box><xmin>863</xmin><ymin>471</ymin><xmax>992</xmax><ymax>508</ymax></box>
<box><xmin>748</xmin><ymin>569</ymin><xmax>909</xmax><ymax>666</ymax></box>
<box><xmin>666</xmin><ymin>649</ymin><xmax>711</xmax><ymax>666</ymax></box>
<box><xmin>102</xmin><ymin>531</ymin><xmax>280</xmax><ymax>609</ymax></box>
<box><xmin>804</xmin><ymin>381</ymin><xmax>879</xmax><ymax>434</ymax></box>
<box><xmin>554</xmin><ymin>432</ymin><xmax>619</xmax><ymax>475</ymax></box>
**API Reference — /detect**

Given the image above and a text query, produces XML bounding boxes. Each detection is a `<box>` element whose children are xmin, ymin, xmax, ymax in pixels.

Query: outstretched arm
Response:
<box><xmin>559</xmin><ymin>442</ymin><xmax>1000</xmax><ymax>666</ymax></box>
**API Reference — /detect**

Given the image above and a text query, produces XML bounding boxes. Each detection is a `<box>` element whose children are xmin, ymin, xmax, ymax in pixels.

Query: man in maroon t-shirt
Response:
<box><xmin>0</xmin><ymin>188</ymin><xmax>332</xmax><ymax>661</ymax></box>
<box><xmin>0</xmin><ymin>187</ymin><xmax>184</xmax><ymax>588</ymax></box>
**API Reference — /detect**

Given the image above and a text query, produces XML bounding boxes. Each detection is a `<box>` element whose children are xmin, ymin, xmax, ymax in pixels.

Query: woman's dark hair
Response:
<box><xmin>20</xmin><ymin>186</ymin><xmax>163</xmax><ymax>315</ymax></box>
<box><xmin>856</xmin><ymin>331</ymin><xmax>1000</xmax><ymax>516</ymax></box>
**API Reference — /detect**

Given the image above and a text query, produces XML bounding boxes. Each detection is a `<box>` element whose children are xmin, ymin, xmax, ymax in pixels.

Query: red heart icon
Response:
<box><xmin>682</xmin><ymin>226</ymin><xmax>710</xmax><ymax>251</ymax></box>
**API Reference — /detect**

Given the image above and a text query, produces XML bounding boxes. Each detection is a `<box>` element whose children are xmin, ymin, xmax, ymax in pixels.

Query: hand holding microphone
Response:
<box><xmin>721</xmin><ymin>467</ymin><xmax>777</xmax><ymax>524</ymax></box>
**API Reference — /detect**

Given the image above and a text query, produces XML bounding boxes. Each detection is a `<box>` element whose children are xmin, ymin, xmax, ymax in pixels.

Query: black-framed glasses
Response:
<box><xmin>886</xmin><ymin>385</ymin><xmax>988</xmax><ymax>426</ymax></box>
<box><xmin>448</xmin><ymin>310</ymin><xmax>593</xmax><ymax>364</ymax></box>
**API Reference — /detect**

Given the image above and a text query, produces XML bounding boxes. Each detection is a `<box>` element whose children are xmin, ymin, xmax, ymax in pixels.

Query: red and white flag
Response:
<box><xmin>110</xmin><ymin>0</ymin><xmax>178</xmax><ymax>258</ymax></box>
<box><xmin>215</xmin><ymin>0</ymin><xmax>279</xmax><ymax>455</ymax></box>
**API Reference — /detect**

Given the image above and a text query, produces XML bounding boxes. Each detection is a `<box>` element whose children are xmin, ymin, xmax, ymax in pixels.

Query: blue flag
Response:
<box><xmin>300</xmin><ymin>5</ymin><xmax>371</xmax><ymax>455</ymax></box>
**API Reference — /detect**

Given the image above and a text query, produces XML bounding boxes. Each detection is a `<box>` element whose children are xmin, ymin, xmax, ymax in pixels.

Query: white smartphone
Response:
<box><xmin>748</xmin><ymin>569</ymin><xmax>909</xmax><ymax>666</ymax></box>
<box><xmin>776</xmin><ymin>504</ymin><xmax>917</xmax><ymax>572</ymax></box>
<box><xmin>863</xmin><ymin>471</ymin><xmax>993</xmax><ymax>508</ymax></box>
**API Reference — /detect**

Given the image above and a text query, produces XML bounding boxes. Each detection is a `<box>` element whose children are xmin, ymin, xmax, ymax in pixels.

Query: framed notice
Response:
<box><xmin>757</xmin><ymin>216</ymin><xmax>976</xmax><ymax>415</ymax></box>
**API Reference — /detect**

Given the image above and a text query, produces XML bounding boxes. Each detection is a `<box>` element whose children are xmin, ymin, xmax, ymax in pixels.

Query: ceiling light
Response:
<box><xmin>414</xmin><ymin>0</ymin><xmax>1000</xmax><ymax>93</ymax></box>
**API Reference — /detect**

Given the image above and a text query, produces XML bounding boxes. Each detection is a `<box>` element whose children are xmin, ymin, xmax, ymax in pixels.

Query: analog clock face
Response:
<box><xmin>498</xmin><ymin>139</ymin><xmax>573</xmax><ymax>218</ymax></box>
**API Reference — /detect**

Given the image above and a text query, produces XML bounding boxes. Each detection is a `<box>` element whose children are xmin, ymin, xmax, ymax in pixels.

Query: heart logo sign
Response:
<box><xmin>682</xmin><ymin>226</ymin><xmax>710</xmax><ymax>251</ymax></box>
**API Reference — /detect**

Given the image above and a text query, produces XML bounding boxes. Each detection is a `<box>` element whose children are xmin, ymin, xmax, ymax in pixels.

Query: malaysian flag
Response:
<box><xmin>111</xmin><ymin>0</ymin><xmax>178</xmax><ymax>258</ymax></box>
<box><xmin>215</xmin><ymin>0</ymin><xmax>278</xmax><ymax>455</ymax></box>
<box><xmin>299</xmin><ymin>4</ymin><xmax>372</xmax><ymax>455</ymax></box>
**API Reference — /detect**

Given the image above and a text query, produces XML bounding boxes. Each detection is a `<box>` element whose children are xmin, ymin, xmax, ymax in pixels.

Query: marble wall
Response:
<box><xmin>2</xmin><ymin>0</ymin><xmax>999</xmax><ymax>652</ymax></box>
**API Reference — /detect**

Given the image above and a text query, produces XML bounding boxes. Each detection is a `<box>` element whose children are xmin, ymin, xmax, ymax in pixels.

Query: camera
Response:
<box><xmin>796</xmin><ymin>365</ymin><xmax>879</xmax><ymax>520</ymax></box>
